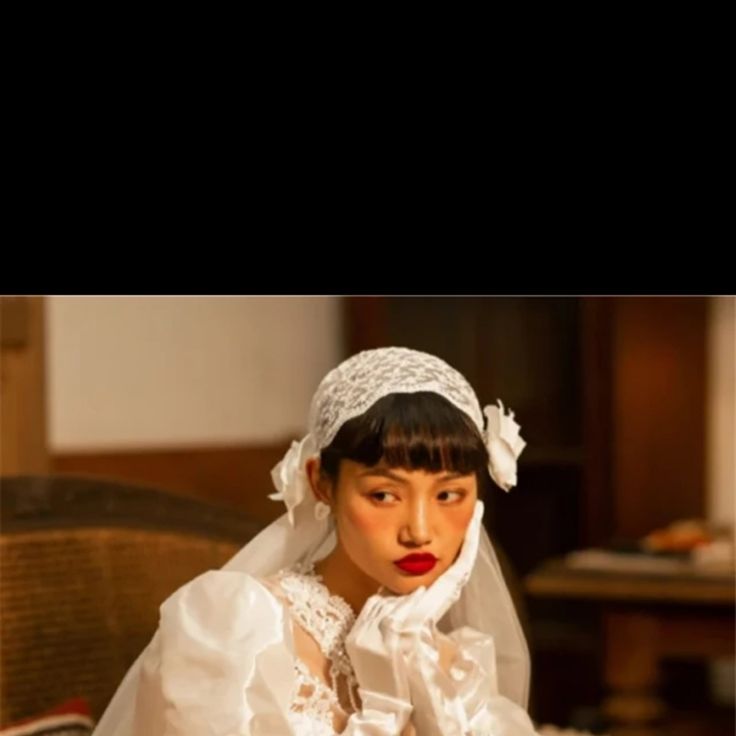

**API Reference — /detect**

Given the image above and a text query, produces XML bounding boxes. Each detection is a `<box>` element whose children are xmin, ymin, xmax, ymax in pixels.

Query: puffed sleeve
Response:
<box><xmin>407</xmin><ymin>626</ymin><xmax>539</xmax><ymax>736</ymax></box>
<box><xmin>132</xmin><ymin>570</ymin><xmax>297</xmax><ymax>735</ymax></box>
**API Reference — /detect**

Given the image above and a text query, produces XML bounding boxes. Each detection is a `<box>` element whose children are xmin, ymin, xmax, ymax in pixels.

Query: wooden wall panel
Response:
<box><xmin>1</xmin><ymin>297</ymin><xmax>48</xmax><ymax>475</ymax></box>
<box><xmin>52</xmin><ymin>443</ymin><xmax>292</xmax><ymax>526</ymax></box>
<box><xmin>612</xmin><ymin>297</ymin><xmax>707</xmax><ymax>538</ymax></box>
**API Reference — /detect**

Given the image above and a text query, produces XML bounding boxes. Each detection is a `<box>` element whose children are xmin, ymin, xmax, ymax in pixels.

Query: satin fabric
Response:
<box><xmin>94</xmin><ymin>569</ymin><xmax>538</xmax><ymax>735</ymax></box>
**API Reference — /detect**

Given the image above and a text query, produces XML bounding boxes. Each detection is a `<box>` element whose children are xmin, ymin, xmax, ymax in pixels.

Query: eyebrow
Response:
<box><xmin>358</xmin><ymin>469</ymin><xmax>469</xmax><ymax>483</ymax></box>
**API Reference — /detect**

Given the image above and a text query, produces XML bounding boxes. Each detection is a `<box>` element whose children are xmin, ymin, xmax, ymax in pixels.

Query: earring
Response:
<box><xmin>314</xmin><ymin>500</ymin><xmax>331</xmax><ymax>521</ymax></box>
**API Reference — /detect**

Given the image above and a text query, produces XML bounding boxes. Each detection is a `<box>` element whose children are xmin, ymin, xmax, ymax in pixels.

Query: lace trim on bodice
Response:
<box><xmin>276</xmin><ymin>562</ymin><xmax>360</xmax><ymax>732</ymax></box>
<box><xmin>292</xmin><ymin>659</ymin><xmax>340</xmax><ymax>726</ymax></box>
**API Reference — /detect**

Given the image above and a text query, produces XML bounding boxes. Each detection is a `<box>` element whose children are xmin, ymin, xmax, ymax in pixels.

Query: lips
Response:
<box><xmin>394</xmin><ymin>553</ymin><xmax>438</xmax><ymax>575</ymax></box>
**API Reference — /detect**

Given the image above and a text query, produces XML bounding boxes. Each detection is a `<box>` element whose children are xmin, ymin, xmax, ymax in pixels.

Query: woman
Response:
<box><xmin>93</xmin><ymin>347</ymin><xmax>538</xmax><ymax>735</ymax></box>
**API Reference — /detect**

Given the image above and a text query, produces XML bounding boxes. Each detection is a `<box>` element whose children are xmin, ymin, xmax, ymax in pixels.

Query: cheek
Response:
<box><xmin>443</xmin><ymin>505</ymin><xmax>477</xmax><ymax>561</ymax></box>
<box><xmin>341</xmin><ymin>503</ymin><xmax>387</xmax><ymax>543</ymax></box>
<box><xmin>446</xmin><ymin>503</ymin><xmax>475</xmax><ymax>534</ymax></box>
<box><xmin>335</xmin><ymin>503</ymin><xmax>397</xmax><ymax>581</ymax></box>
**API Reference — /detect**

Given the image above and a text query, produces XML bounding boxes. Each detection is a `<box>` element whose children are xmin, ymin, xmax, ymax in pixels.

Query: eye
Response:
<box><xmin>368</xmin><ymin>491</ymin><xmax>399</xmax><ymax>505</ymax></box>
<box><xmin>437</xmin><ymin>490</ymin><xmax>466</xmax><ymax>503</ymax></box>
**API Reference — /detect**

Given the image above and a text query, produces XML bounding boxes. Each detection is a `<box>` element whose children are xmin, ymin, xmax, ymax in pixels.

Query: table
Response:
<box><xmin>524</xmin><ymin>558</ymin><xmax>735</xmax><ymax>736</ymax></box>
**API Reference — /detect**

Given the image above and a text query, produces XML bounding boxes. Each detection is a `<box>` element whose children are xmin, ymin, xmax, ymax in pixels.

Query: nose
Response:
<box><xmin>401</xmin><ymin>498</ymin><xmax>432</xmax><ymax>547</ymax></box>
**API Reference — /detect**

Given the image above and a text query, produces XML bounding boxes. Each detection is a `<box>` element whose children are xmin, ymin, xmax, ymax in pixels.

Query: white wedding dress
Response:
<box><xmin>93</xmin><ymin>347</ymin><xmax>538</xmax><ymax>736</ymax></box>
<box><xmin>98</xmin><ymin>562</ymin><xmax>538</xmax><ymax>735</ymax></box>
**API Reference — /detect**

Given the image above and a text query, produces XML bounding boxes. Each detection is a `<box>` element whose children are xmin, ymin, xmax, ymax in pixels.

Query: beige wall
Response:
<box><xmin>46</xmin><ymin>297</ymin><xmax>343</xmax><ymax>451</ymax></box>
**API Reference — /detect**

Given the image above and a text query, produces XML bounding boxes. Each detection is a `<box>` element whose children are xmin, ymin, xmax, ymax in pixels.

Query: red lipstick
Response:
<box><xmin>394</xmin><ymin>553</ymin><xmax>437</xmax><ymax>575</ymax></box>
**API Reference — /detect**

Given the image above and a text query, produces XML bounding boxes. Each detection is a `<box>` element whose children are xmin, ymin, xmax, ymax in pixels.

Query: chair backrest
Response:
<box><xmin>0</xmin><ymin>475</ymin><xmax>262</xmax><ymax>726</ymax></box>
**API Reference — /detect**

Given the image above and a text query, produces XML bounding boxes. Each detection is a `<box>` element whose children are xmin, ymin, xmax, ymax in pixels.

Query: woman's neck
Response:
<box><xmin>313</xmin><ymin>545</ymin><xmax>381</xmax><ymax>615</ymax></box>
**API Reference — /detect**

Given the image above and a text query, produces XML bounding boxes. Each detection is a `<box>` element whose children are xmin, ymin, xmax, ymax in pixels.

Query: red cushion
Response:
<box><xmin>0</xmin><ymin>698</ymin><xmax>94</xmax><ymax>735</ymax></box>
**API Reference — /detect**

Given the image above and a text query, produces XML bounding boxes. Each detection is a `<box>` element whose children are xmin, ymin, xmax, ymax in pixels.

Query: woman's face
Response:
<box><xmin>326</xmin><ymin>459</ymin><xmax>478</xmax><ymax>595</ymax></box>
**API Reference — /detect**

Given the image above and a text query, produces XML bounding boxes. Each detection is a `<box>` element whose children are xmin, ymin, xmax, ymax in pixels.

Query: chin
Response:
<box><xmin>392</xmin><ymin>579</ymin><xmax>425</xmax><ymax>595</ymax></box>
<box><xmin>385</xmin><ymin>568</ymin><xmax>442</xmax><ymax>595</ymax></box>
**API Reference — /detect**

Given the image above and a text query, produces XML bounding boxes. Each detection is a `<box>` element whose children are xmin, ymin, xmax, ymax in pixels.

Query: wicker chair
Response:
<box><xmin>0</xmin><ymin>476</ymin><xmax>262</xmax><ymax>727</ymax></box>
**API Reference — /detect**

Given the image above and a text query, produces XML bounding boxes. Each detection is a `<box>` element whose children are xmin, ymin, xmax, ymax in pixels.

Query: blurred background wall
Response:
<box><xmin>41</xmin><ymin>296</ymin><xmax>343</xmax><ymax>521</ymax></box>
<box><xmin>46</xmin><ymin>296</ymin><xmax>342</xmax><ymax>450</ymax></box>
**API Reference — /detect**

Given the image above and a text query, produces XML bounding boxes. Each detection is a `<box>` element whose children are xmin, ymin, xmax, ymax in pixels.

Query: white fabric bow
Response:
<box><xmin>483</xmin><ymin>400</ymin><xmax>526</xmax><ymax>492</ymax></box>
<box><xmin>268</xmin><ymin>433</ymin><xmax>326</xmax><ymax>527</ymax></box>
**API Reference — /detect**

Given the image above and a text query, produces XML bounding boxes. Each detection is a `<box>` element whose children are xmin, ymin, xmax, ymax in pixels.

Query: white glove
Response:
<box><xmin>383</xmin><ymin>500</ymin><xmax>486</xmax><ymax>736</ymax></box>
<box><xmin>345</xmin><ymin>592</ymin><xmax>410</xmax><ymax>698</ymax></box>
<box><xmin>344</xmin><ymin>501</ymin><xmax>485</xmax><ymax>735</ymax></box>
<box><xmin>344</xmin><ymin>588</ymin><xmax>423</xmax><ymax>733</ymax></box>
<box><xmin>346</xmin><ymin>500</ymin><xmax>484</xmax><ymax>681</ymax></box>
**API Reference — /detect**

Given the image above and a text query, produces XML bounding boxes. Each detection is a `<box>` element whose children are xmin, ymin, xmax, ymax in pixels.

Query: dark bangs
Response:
<box><xmin>320</xmin><ymin>392</ymin><xmax>489</xmax><ymax>483</ymax></box>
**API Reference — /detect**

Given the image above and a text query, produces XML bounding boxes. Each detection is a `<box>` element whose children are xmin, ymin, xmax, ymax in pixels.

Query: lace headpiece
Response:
<box><xmin>269</xmin><ymin>347</ymin><xmax>526</xmax><ymax>526</ymax></box>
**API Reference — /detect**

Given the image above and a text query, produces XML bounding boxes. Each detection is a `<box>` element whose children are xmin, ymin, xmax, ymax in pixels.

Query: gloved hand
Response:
<box><xmin>346</xmin><ymin>499</ymin><xmax>484</xmax><ymax>681</ymax></box>
<box><xmin>379</xmin><ymin>500</ymin><xmax>486</xmax><ymax>736</ymax></box>
<box><xmin>345</xmin><ymin>589</ymin><xmax>414</xmax><ymax>699</ymax></box>
<box><xmin>344</xmin><ymin>500</ymin><xmax>485</xmax><ymax>734</ymax></box>
<box><xmin>344</xmin><ymin>588</ymin><xmax>424</xmax><ymax>733</ymax></box>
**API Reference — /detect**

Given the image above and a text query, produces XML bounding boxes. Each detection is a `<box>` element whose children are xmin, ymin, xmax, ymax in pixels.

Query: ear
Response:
<box><xmin>305</xmin><ymin>457</ymin><xmax>333</xmax><ymax>505</ymax></box>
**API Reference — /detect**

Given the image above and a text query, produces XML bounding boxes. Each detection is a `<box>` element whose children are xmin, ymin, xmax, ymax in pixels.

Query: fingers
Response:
<box><xmin>347</xmin><ymin>596</ymin><xmax>384</xmax><ymax>650</ymax></box>
<box><xmin>349</xmin><ymin>590</ymin><xmax>418</xmax><ymax>650</ymax></box>
<box><xmin>380</xmin><ymin>587</ymin><xmax>427</xmax><ymax>635</ymax></box>
<box><xmin>347</xmin><ymin>591</ymin><xmax>424</xmax><ymax>696</ymax></box>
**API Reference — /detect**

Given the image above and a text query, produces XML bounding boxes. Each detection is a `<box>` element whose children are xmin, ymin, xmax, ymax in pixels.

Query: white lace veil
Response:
<box><xmin>93</xmin><ymin>347</ymin><xmax>530</xmax><ymax>735</ymax></box>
